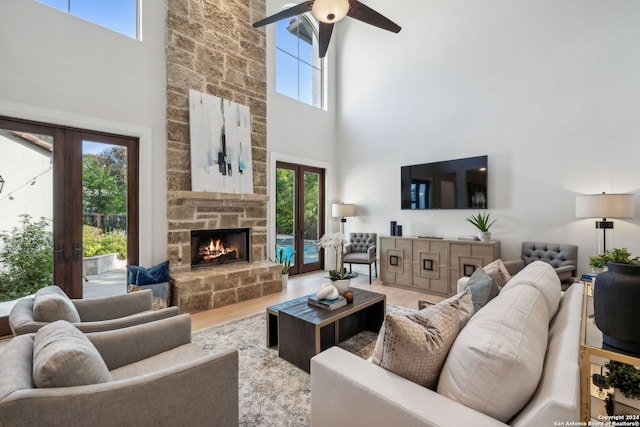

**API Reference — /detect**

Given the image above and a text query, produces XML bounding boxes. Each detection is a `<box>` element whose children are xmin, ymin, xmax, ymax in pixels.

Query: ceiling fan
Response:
<box><xmin>252</xmin><ymin>0</ymin><xmax>401</xmax><ymax>58</ymax></box>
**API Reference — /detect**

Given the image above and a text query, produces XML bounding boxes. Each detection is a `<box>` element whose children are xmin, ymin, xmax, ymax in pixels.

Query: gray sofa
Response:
<box><xmin>311</xmin><ymin>261</ymin><xmax>583</xmax><ymax>426</ymax></box>
<box><xmin>9</xmin><ymin>285</ymin><xmax>179</xmax><ymax>335</ymax></box>
<box><xmin>0</xmin><ymin>314</ymin><xmax>238</xmax><ymax>427</ymax></box>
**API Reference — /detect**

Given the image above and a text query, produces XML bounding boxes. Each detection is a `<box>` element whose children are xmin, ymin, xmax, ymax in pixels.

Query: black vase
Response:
<box><xmin>593</xmin><ymin>262</ymin><xmax>640</xmax><ymax>354</ymax></box>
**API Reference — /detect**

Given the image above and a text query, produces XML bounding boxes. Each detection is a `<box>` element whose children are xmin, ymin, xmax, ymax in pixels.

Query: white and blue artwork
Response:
<box><xmin>189</xmin><ymin>89</ymin><xmax>253</xmax><ymax>194</ymax></box>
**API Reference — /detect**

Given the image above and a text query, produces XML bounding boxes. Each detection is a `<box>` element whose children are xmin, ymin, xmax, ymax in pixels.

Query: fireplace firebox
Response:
<box><xmin>191</xmin><ymin>228</ymin><xmax>250</xmax><ymax>269</ymax></box>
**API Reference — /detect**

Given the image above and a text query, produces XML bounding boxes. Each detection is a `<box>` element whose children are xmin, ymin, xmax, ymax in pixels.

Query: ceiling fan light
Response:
<box><xmin>311</xmin><ymin>0</ymin><xmax>349</xmax><ymax>24</ymax></box>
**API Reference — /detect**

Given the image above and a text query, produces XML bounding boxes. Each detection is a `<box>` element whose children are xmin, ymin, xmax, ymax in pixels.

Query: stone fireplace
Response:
<box><xmin>165</xmin><ymin>0</ymin><xmax>278</xmax><ymax>314</ymax></box>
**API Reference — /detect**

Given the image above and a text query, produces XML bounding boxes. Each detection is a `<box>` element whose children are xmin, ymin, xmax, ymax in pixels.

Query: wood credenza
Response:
<box><xmin>380</xmin><ymin>236</ymin><xmax>501</xmax><ymax>297</ymax></box>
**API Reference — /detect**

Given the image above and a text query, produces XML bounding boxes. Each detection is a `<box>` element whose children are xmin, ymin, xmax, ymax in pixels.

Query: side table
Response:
<box><xmin>580</xmin><ymin>282</ymin><xmax>640</xmax><ymax>420</ymax></box>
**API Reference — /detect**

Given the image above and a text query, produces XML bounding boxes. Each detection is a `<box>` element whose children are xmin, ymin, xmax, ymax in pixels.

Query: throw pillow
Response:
<box><xmin>33</xmin><ymin>320</ymin><xmax>112</xmax><ymax>388</ymax></box>
<box><xmin>372</xmin><ymin>300</ymin><xmax>460</xmax><ymax>389</ymax></box>
<box><xmin>483</xmin><ymin>259</ymin><xmax>511</xmax><ymax>288</ymax></box>
<box><xmin>32</xmin><ymin>286</ymin><xmax>81</xmax><ymax>323</ymax></box>
<box><xmin>437</xmin><ymin>286</ymin><xmax>549</xmax><ymax>422</ymax></box>
<box><xmin>434</xmin><ymin>288</ymin><xmax>474</xmax><ymax>330</ymax></box>
<box><xmin>127</xmin><ymin>260</ymin><xmax>169</xmax><ymax>285</ymax></box>
<box><xmin>463</xmin><ymin>266</ymin><xmax>499</xmax><ymax>313</ymax></box>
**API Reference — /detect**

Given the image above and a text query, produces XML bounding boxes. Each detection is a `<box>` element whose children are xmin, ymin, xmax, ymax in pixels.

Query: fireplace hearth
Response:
<box><xmin>191</xmin><ymin>228</ymin><xmax>250</xmax><ymax>269</ymax></box>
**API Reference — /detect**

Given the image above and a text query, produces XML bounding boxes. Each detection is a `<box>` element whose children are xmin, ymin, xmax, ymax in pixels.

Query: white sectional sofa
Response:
<box><xmin>310</xmin><ymin>261</ymin><xmax>583</xmax><ymax>427</ymax></box>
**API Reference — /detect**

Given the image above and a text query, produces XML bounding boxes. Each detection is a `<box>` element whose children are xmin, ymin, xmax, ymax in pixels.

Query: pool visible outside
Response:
<box><xmin>276</xmin><ymin>234</ymin><xmax>319</xmax><ymax>266</ymax></box>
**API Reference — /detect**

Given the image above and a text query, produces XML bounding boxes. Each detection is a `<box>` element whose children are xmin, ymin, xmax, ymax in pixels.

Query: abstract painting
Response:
<box><xmin>189</xmin><ymin>89</ymin><xmax>253</xmax><ymax>194</ymax></box>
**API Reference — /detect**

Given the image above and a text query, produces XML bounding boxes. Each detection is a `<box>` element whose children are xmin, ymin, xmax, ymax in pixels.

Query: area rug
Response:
<box><xmin>190</xmin><ymin>303</ymin><xmax>413</xmax><ymax>426</ymax></box>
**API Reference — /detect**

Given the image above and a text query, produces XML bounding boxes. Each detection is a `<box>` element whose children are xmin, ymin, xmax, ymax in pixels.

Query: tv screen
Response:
<box><xmin>401</xmin><ymin>155</ymin><xmax>488</xmax><ymax>210</ymax></box>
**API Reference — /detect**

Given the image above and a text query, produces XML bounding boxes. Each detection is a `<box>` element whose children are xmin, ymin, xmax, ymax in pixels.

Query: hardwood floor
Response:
<box><xmin>191</xmin><ymin>268</ymin><xmax>446</xmax><ymax>332</ymax></box>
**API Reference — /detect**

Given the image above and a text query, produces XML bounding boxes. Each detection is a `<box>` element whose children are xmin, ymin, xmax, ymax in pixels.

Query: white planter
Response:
<box><xmin>478</xmin><ymin>231</ymin><xmax>492</xmax><ymax>242</ymax></box>
<box><xmin>282</xmin><ymin>273</ymin><xmax>289</xmax><ymax>289</ymax></box>
<box><xmin>331</xmin><ymin>279</ymin><xmax>350</xmax><ymax>295</ymax></box>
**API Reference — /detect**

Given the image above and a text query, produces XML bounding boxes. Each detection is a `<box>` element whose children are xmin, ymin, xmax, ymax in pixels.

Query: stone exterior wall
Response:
<box><xmin>166</xmin><ymin>0</ymin><xmax>279</xmax><ymax>313</ymax></box>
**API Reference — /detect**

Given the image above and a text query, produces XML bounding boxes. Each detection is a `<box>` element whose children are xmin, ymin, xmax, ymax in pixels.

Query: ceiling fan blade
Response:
<box><xmin>347</xmin><ymin>0</ymin><xmax>401</xmax><ymax>33</ymax></box>
<box><xmin>253</xmin><ymin>1</ymin><xmax>313</xmax><ymax>28</ymax></box>
<box><xmin>318</xmin><ymin>22</ymin><xmax>334</xmax><ymax>58</ymax></box>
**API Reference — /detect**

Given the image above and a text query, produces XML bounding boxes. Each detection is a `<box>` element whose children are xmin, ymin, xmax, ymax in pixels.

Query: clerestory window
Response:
<box><xmin>276</xmin><ymin>11</ymin><xmax>326</xmax><ymax>110</ymax></box>
<box><xmin>35</xmin><ymin>0</ymin><xmax>140</xmax><ymax>40</ymax></box>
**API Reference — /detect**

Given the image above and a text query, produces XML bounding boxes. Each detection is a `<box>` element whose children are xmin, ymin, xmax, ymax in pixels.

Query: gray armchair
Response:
<box><xmin>0</xmin><ymin>314</ymin><xmax>238</xmax><ymax>427</ymax></box>
<box><xmin>9</xmin><ymin>285</ymin><xmax>179</xmax><ymax>335</ymax></box>
<box><xmin>505</xmin><ymin>242</ymin><xmax>578</xmax><ymax>288</ymax></box>
<box><xmin>343</xmin><ymin>232</ymin><xmax>377</xmax><ymax>284</ymax></box>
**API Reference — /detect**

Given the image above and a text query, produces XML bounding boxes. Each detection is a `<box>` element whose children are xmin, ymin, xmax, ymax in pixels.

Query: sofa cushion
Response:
<box><xmin>500</xmin><ymin>260</ymin><xmax>561</xmax><ymax>321</ymax></box>
<box><xmin>33</xmin><ymin>320</ymin><xmax>112</xmax><ymax>388</ymax></box>
<box><xmin>463</xmin><ymin>266</ymin><xmax>499</xmax><ymax>313</ymax></box>
<box><xmin>32</xmin><ymin>286</ymin><xmax>81</xmax><ymax>323</ymax></box>
<box><xmin>437</xmin><ymin>285</ymin><xmax>549</xmax><ymax>422</ymax></box>
<box><xmin>483</xmin><ymin>258</ymin><xmax>512</xmax><ymax>288</ymax></box>
<box><xmin>372</xmin><ymin>300</ymin><xmax>459</xmax><ymax>389</ymax></box>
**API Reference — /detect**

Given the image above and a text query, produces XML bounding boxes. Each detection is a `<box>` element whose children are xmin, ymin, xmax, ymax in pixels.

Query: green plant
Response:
<box><xmin>588</xmin><ymin>248</ymin><xmax>640</xmax><ymax>269</ymax></box>
<box><xmin>465</xmin><ymin>212</ymin><xmax>497</xmax><ymax>232</ymax></box>
<box><xmin>0</xmin><ymin>214</ymin><xmax>53</xmax><ymax>301</ymax></box>
<box><xmin>605</xmin><ymin>361</ymin><xmax>640</xmax><ymax>400</ymax></box>
<box><xmin>274</xmin><ymin>248</ymin><xmax>294</xmax><ymax>274</ymax></box>
<box><xmin>82</xmin><ymin>225</ymin><xmax>127</xmax><ymax>259</ymax></box>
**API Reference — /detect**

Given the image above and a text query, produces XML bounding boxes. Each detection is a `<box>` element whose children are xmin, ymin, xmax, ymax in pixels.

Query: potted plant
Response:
<box><xmin>588</xmin><ymin>248</ymin><xmax>639</xmax><ymax>272</ymax></box>
<box><xmin>274</xmin><ymin>248</ymin><xmax>294</xmax><ymax>288</ymax></box>
<box><xmin>603</xmin><ymin>361</ymin><xmax>640</xmax><ymax>414</ymax></box>
<box><xmin>318</xmin><ymin>232</ymin><xmax>352</xmax><ymax>294</ymax></box>
<box><xmin>466</xmin><ymin>212</ymin><xmax>497</xmax><ymax>241</ymax></box>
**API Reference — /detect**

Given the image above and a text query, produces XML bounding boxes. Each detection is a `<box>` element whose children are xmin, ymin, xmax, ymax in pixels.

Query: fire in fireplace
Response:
<box><xmin>191</xmin><ymin>228</ymin><xmax>250</xmax><ymax>269</ymax></box>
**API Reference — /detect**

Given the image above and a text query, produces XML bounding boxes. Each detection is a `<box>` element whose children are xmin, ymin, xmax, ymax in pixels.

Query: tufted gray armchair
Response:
<box><xmin>504</xmin><ymin>242</ymin><xmax>578</xmax><ymax>289</ymax></box>
<box><xmin>343</xmin><ymin>233</ymin><xmax>377</xmax><ymax>284</ymax></box>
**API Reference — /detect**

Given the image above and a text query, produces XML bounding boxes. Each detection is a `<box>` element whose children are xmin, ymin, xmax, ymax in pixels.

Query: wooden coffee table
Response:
<box><xmin>274</xmin><ymin>288</ymin><xmax>386</xmax><ymax>372</ymax></box>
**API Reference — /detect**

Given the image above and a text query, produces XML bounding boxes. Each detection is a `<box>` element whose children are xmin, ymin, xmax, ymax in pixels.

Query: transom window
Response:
<box><xmin>276</xmin><ymin>12</ymin><xmax>326</xmax><ymax>110</ymax></box>
<box><xmin>35</xmin><ymin>0</ymin><xmax>139</xmax><ymax>40</ymax></box>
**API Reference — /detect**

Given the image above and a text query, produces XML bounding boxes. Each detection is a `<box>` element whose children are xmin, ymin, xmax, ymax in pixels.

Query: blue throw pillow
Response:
<box><xmin>127</xmin><ymin>261</ymin><xmax>169</xmax><ymax>285</ymax></box>
<box><xmin>464</xmin><ymin>266</ymin><xmax>499</xmax><ymax>313</ymax></box>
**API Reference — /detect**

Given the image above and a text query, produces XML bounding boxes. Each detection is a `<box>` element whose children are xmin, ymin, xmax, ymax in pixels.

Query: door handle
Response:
<box><xmin>54</xmin><ymin>243</ymin><xmax>64</xmax><ymax>264</ymax></box>
<box><xmin>73</xmin><ymin>242</ymin><xmax>83</xmax><ymax>262</ymax></box>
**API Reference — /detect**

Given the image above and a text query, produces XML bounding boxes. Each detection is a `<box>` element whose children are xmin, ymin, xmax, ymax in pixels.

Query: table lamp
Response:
<box><xmin>576</xmin><ymin>192</ymin><xmax>635</xmax><ymax>252</ymax></box>
<box><xmin>332</xmin><ymin>203</ymin><xmax>355</xmax><ymax>234</ymax></box>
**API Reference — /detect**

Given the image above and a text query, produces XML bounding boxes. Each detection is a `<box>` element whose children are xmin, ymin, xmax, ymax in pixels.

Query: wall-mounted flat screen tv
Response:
<box><xmin>401</xmin><ymin>155</ymin><xmax>488</xmax><ymax>210</ymax></box>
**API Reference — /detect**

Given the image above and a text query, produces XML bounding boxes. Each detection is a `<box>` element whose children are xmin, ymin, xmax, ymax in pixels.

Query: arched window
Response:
<box><xmin>276</xmin><ymin>12</ymin><xmax>326</xmax><ymax>109</ymax></box>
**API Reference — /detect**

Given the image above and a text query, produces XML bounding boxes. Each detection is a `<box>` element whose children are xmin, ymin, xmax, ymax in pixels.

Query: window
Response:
<box><xmin>36</xmin><ymin>0</ymin><xmax>139</xmax><ymax>40</ymax></box>
<box><xmin>276</xmin><ymin>12</ymin><xmax>326</xmax><ymax>109</ymax></box>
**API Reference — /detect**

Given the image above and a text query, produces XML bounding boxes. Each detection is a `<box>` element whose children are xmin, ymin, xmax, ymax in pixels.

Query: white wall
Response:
<box><xmin>266</xmin><ymin>0</ymin><xmax>340</xmax><ymax>258</ymax></box>
<box><xmin>0</xmin><ymin>0</ymin><xmax>167</xmax><ymax>266</ymax></box>
<box><xmin>335</xmin><ymin>0</ymin><xmax>640</xmax><ymax>275</ymax></box>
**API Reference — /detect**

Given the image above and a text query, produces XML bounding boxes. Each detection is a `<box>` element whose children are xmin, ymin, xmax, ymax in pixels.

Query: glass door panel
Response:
<box><xmin>275</xmin><ymin>166</ymin><xmax>297</xmax><ymax>274</ymax></box>
<box><xmin>82</xmin><ymin>140</ymin><xmax>129</xmax><ymax>296</ymax></box>
<box><xmin>302</xmin><ymin>170</ymin><xmax>320</xmax><ymax>266</ymax></box>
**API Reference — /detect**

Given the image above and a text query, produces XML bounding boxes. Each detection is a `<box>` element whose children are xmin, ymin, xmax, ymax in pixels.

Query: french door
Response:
<box><xmin>275</xmin><ymin>162</ymin><xmax>325</xmax><ymax>275</ymax></box>
<box><xmin>0</xmin><ymin>116</ymin><xmax>138</xmax><ymax>335</ymax></box>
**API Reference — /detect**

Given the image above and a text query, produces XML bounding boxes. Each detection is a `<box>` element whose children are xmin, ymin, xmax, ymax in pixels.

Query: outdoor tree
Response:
<box><xmin>83</xmin><ymin>146</ymin><xmax>127</xmax><ymax>214</ymax></box>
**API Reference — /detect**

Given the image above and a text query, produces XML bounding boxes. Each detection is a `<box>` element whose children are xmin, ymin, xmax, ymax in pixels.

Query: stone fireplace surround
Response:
<box><xmin>168</xmin><ymin>191</ymin><xmax>281</xmax><ymax>314</ymax></box>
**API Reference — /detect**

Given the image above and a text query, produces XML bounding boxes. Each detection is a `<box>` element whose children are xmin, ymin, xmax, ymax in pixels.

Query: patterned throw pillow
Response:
<box><xmin>372</xmin><ymin>300</ymin><xmax>460</xmax><ymax>389</ymax></box>
<box><xmin>483</xmin><ymin>259</ymin><xmax>511</xmax><ymax>288</ymax></box>
<box><xmin>126</xmin><ymin>260</ymin><xmax>169</xmax><ymax>285</ymax></box>
<box><xmin>464</xmin><ymin>266</ymin><xmax>499</xmax><ymax>313</ymax></box>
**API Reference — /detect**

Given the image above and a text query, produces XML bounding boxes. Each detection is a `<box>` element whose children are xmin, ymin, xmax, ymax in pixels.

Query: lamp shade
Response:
<box><xmin>332</xmin><ymin>203</ymin><xmax>355</xmax><ymax>218</ymax></box>
<box><xmin>576</xmin><ymin>193</ymin><xmax>635</xmax><ymax>219</ymax></box>
<box><xmin>311</xmin><ymin>0</ymin><xmax>350</xmax><ymax>24</ymax></box>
